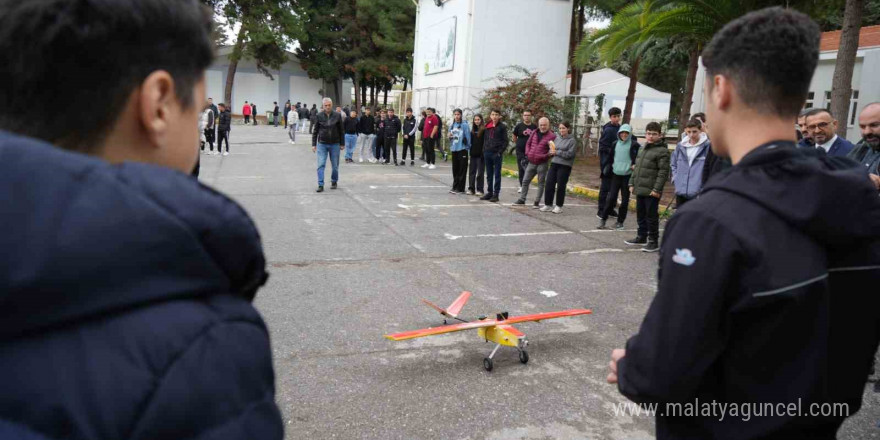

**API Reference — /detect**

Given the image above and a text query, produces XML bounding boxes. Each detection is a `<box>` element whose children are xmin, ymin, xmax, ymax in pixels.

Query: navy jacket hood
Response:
<box><xmin>702</xmin><ymin>140</ymin><xmax>880</xmax><ymax>246</ymax></box>
<box><xmin>0</xmin><ymin>131</ymin><xmax>269</xmax><ymax>339</ymax></box>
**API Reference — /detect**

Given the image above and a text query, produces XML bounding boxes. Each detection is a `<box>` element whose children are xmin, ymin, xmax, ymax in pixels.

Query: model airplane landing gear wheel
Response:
<box><xmin>483</xmin><ymin>357</ymin><xmax>493</xmax><ymax>371</ymax></box>
<box><xmin>519</xmin><ymin>350</ymin><xmax>529</xmax><ymax>364</ymax></box>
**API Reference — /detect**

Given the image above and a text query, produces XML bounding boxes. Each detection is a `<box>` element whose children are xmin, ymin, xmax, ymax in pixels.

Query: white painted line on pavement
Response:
<box><xmin>219</xmin><ymin>176</ymin><xmax>268</xmax><ymax>179</ymax></box>
<box><xmin>443</xmin><ymin>231</ymin><xmax>574</xmax><ymax>240</ymax></box>
<box><xmin>370</xmin><ymin>185</ymin><xmax>447</xmax><ymax>189</ymax></box>
<box><xmin>567</xmin><ymin>248</ymin><xmax>643</xmax><ymax>255</ymax></box>
<box><xmin>398</xmin><ymin>203</ymin><xmax>499</xmax><ymax>210</ymax></box>
<box><xmin>540</xmin><ymin>290</ymin><xmax>559</xmax><ymax>298</ymax></box>
<box><xmin>579</xmin><ymin>229</ymin><xmax>665</xmax><ymax>233</ymax></box>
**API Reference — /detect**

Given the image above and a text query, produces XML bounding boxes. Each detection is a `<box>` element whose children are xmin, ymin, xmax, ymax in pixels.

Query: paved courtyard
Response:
<box><xmin>198</xmin><ymin>124</ymin><xmax>879</xmax><ymax>440</ymax></box>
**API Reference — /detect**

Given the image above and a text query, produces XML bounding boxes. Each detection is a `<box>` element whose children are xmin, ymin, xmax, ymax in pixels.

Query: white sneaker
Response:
<box><xmin>421</xmin><ymin>163</ymin><xmax>429</xmax><ymax>168</ymax></box>
<box><xmin>552</xmin><ymin>206</ymin><xmax>562</xmax><ymax>214</ymax></box>
<box><xmin>222</xmin><ymin>151</ymin><xmax>229</xmax><ymax>156</ymax></box>
<box><xmin>475</xmin><ymin>192</ymin><xmax>484</xmax><ymax>197</ymax></box>
<box><xmin>539</xmin><ymin>205</ymin><xmax>552</xmax><ymax>212</ymax></box>
<box><xmin>428</xmin><ymin>164</ymin><xmax>436</xmax><ymax>170</ymax></box>
<box><xmin>210</xmin><ymin>151</ymin><xmax>217</xmax><ymax>155</ymax></box>
<box><xmin>517</xmin><ymin>186</ymin><xmax>523</xmax><ymax>193</ymax></box>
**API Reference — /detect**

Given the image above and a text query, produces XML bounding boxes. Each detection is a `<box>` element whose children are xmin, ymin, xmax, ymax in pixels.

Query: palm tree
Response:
<box><xmin>577</xmin><ymin>0</ymin><xmax>661</xmax><ymax>124</ymax></box>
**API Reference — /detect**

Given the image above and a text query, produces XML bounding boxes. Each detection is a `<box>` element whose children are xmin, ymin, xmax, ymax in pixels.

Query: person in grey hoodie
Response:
<box><xmin>671</xmin><ymin>118</ymin><xmax>711</xmax><ymax>207</ymax></box>
<box><xmin>541</xmin><ymin>121</ymin><xmax>577</xmax><ymax>213</ymax></box>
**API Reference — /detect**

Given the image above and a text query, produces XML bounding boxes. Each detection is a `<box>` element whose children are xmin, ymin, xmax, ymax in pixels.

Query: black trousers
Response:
<box><xmin>424</xmin><ymin>137</ymin><xmax>436</xmax><ymax>164</ymax></box>
<box><xmin>244</xmin><ymin>115</ymin><xmax>250</xmax><ymax>124</ymax></box>
<box><xmin>451</xmin><ymin>150</ymin><xmax>468</xmax><ymax>192</ymax></box>
<box><xmin>217</xmin><ymin>130</ymin><xmax>229</xmax><ymax>152</ymax></box>
<box><xmin>602</xmin><ymin>174</ymin><xmax>631</xmax><ymax>222</ymax></box>
<box><xmin>636</xmin><ymin>195</ymin><xmax>660</xmax><ymax>241</ymax></box>
<box><xmin>384</xmin><ymin>137</ymin><xmax>397</xmax><ymax>163</ymax></box>
<box><xmin>402</xmin><ymin>136</ymin><xmax>416</xmax><ymax>161</ymax></box>
<box><xmin>676</xmin><ymin>195</ymin><xmax>694</xmax><ymax>209</ymax></box>
<box><xmin>516</xmin><ymin>152</ymin><xmax>527</xmax><ymax>186</ymax></box>
<box><xmin>376</xmin><ymin>136</ymin><xmax>385</xmax><ymax>161</ymax></box>
<box><xmin>468</xmin><ymin>155</ymin><xmax>484</xmax><ymax>193</ymax></box>
<box><xmin>544</xmin><ymin>163</ymin><xmax>572</xmax><ymax>207</ymax></box>
<box><xmin>203</xmin><ymin>129</ymin><xmax>215</xmax><ymax>151</ymax></box>
<box><xmin>598</xmin><ymin>148</ymin><xmax>615</xmax><ymax>214</ymax></box>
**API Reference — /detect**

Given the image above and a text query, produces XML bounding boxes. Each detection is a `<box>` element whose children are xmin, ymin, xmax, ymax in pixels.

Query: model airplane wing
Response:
<box><xmin>385</xmin><ymin>319</ymin><xmax>500</xmax><ymax>341</ymax></box>
<box><xmin>502</xmin><ymin>309</ymin><xmax>592</xmax><ymax>325</ymax></box>
<box><xmin>386</xmin><ymin>309</ymin><xmax>592</xmax><ymax>341</ymax></box>
<box><xmin>421</xmin><ymin>291</ymin><xmax>471</xmax><ymax>318</ymax></box>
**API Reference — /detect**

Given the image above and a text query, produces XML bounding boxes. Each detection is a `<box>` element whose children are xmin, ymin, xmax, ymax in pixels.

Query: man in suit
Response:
<box><xmin>803</xmin><ymin>108</ymin><xmax>854</xmax><ymax>157</ymax></box>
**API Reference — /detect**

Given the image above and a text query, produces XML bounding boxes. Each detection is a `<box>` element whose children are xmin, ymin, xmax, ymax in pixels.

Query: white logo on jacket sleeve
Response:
<box><xmin>672</xmin><ymin>248</ymin><xmax>696</xmax><ymax>266</ymax></box>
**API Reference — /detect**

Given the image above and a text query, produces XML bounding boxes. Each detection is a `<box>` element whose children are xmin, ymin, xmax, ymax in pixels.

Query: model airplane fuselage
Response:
<box><xmin>385</xmin><ymin>292</ymin><xmax>592</xmax><ymax>371</ymax></box>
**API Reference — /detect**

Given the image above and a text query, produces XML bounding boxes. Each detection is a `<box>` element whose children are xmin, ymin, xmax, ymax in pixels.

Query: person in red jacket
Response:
<box><xmin>243</xmin><ymin>101</ymin><xmax>252</xmax><ymax>124</ymax></box>
<box><xmin>515</xmin><ymin>117</ymin><xmax>555</xmax><ymax>208</ymax></box>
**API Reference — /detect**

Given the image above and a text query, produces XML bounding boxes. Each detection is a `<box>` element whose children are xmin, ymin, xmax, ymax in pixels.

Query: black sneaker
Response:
<box><xmin>331</xmin><ymin>182</ymin><xmax>338</xmax><ymax>190</ymax></box>
<box><xmin>513</xmin><ymin>200</ymin><xmax>526</xmax><ymax>205</ymax></box>
<box><xmin>614</xmin><ymin>222</ymin><xmax>625</xmax><ymax>230</ymax></box>
<box><xmin>533</xmin><ymin>200</ymin><xmax>540</xmax><ymax>208</ymax></box>
<box><xmin>596</xmin><ymin>219</ymin><xmax>607</xmax><ymax>229</ymax></box>
<box><xmin>400</xmin><ymin>161</ymin><xmax>405</xmax><ymax>166</ymax></box>
<box><xmin>480</xmin><ymin>194</ymin><xmax>493</xmax><ymax>201</ymax></box>
<box><xmin>642</xmin><ymin>240</ymin><xmax>659</xmax><ymax>252</ymax></box>
<box><xmin>410</xmin><ymin>161</ymin><xmax>415</xmax><ymax>166</ymax></box>
<box><xmin>489</xmin><ymin>196</ymin><xmax>499</xmax><ymax>203</ymax></box>
<box><xmin>609</xmin><ymin>209</ymin><xmax>619</xmax><ymax>218</ymax></box>
<box><xmin>625</xmin><ymin>236</ymin><xmax>647</xmax><ymax>245</ymax></box>
<box><xmin>316</xmin><ymin>186</ymin><xmax>324</xmax><ymax>193</ymax></box>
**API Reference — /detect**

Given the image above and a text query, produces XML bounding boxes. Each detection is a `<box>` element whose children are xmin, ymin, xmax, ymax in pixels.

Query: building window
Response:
<box><xmin>825</xmin><ymin>91</ymin><xmax>832</xmax><ymax>110</ymax></box>
<box><xmin>849</xmin><ymin>90</ymin><xmax>859</xmax><ymax>127</ymax></box>
<box><xmin>804</xmin><ymin>91</ymin><xmax>814</xmax><ymax>109</ymax></box>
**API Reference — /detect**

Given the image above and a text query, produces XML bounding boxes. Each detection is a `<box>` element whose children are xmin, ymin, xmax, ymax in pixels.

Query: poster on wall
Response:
<box><xmin>423</xmin><ymin>16</ymin><xmax>456</xmax><ymax>75</ymax></box>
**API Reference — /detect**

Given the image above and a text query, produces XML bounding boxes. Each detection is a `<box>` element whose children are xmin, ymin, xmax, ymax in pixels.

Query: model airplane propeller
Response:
<box><xmin>385</xmin><ymin>291</ymin><xmax>592</xmax><ymax>371</ymax></box>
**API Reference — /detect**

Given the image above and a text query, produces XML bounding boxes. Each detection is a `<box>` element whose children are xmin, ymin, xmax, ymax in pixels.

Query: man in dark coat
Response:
<box><xmin>0</xmin><ymin>1</ymin><xmax>284</xmax><ymax>438</ymax></box>
<box><xmin>608</xmin><ymin>8</ymin><xmax>880</xmax><ymax>439</ymax></box>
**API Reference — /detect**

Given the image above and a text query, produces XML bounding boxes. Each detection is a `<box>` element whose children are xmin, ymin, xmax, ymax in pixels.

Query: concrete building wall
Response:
<box><xmin>412</xmin><ymin>0</ymin><xmax>572</xmax><ymax>119</ymax></box>
<box><xmin>206</xmin><ymin>48</ymin><xmax>352</xmax><ymax>116</ymax></box>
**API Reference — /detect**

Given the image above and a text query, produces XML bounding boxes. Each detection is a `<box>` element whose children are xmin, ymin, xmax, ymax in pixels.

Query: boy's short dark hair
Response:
<box><xmin>490</xmin><ymin>109</ymin><xmax>501</xmax><ymax>115</ymax></box>
<box><xmin>646</xmin><ymin>122</ymin><xmax>663</xmax><ymax>133</ymax></box>
<box><xmin>692</xmin><ymin>112</ymin><xmax>706</xmax><ymax>122</ymax></box>
<box><xmin>701</xmin><ymin>7</ymin><xmax>819</xmax><ymax>119</ymax></box>
<box><xmin>0</xmin><ymin>0</ymin><xmax>213</xmax><ymax>152</ymax></box>
<box><xmin>685</xmin><ymin>119</ymin><xmax>702</xmax><ymax>129</ymax></box>
<box><xmin>608</xmin><ymin>107</ymin><xmax>622</xmax><ymax>117</ymax></box>
<box><xmin>406</xmin><ymin>108</ymin><xmax>413</xmax><ymax>112</ymax></box>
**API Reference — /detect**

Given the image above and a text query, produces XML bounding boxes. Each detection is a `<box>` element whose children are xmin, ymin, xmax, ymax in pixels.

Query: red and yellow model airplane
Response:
<box><xmin>385</xmin><ymin>291</ymin><xmax>592</xmax><ymax>371</ymax></box>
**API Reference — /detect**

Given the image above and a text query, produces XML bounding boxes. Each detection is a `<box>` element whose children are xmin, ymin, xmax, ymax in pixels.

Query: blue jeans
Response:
<box><xmin>316</xmin><ymin>143</ymin><xmax>340</xmax><ymax>186</ymax></box>
<box><xmin>484</xmin><ymin>151</ymin><xmax>503</xmax><ymax>197</ymax></box>
<box><xmin>344</xmin><ymin>134</ymin><xmax>357</xmax><ymax>160</ymax></box>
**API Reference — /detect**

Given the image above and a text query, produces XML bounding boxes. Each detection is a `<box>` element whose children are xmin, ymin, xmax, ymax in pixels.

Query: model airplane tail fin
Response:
<box><xmin>421</xmin><ymin>291</ymin><xmax>471</xmax><ymax>319</ymax></box>
<box><xmin>445</xmin><ymin>291</ymin><xmax>471</xmax><ymax>318</ymax></box>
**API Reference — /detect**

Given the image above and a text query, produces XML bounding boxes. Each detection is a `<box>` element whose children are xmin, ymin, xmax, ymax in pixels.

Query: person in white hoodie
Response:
<box><xmin>670</xmin><ymin>118</ymin><xmax>711</xmax><ymax>207</ymax></box>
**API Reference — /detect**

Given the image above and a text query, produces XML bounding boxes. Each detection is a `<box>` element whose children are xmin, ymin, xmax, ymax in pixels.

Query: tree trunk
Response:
<box><xmin>224</xmin><ymin>26</ymin><xmax>247</xmax><ymax>110</ymax></box>
<box><xmin>623</xmin><ymin>55</ymin><xmax>641</xmax><ymax>124</ymax></box>
<box><xmin>383</xmin><ymin>82</ymin><xmax>389</xmax><ymax>107</ymax></box>
<box><xmin>402</xmin><ymin>78</ymin><xmax>408</xmax><ymax>92</ymax></box>
<box><xmin>830</xmin><ymin>0</ymin><xmax>863</xmax><ymax>137</ymax></box>
<box><xmin>568</xmin><ymin>2</ymin><xmax>585</xmax><ymax>95</ymax></box>
<box><xmin>353</xmin><ymin>75</ymin><xmax>360</xmax><ymax>112</ymax></box>
<box><xmin>567</xmin><ymin>0</ymin><xmax>579</xmax><ymax>95</ymax></box>
<box><xmin>361</xmin><ymin>75</ymin><xmax>367</xmax><ymax>108</ymax></box>
<box><xmin>678</xmin><ymin>45</ymin><xmax>700</xmax><ymax>129</ymax></box>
